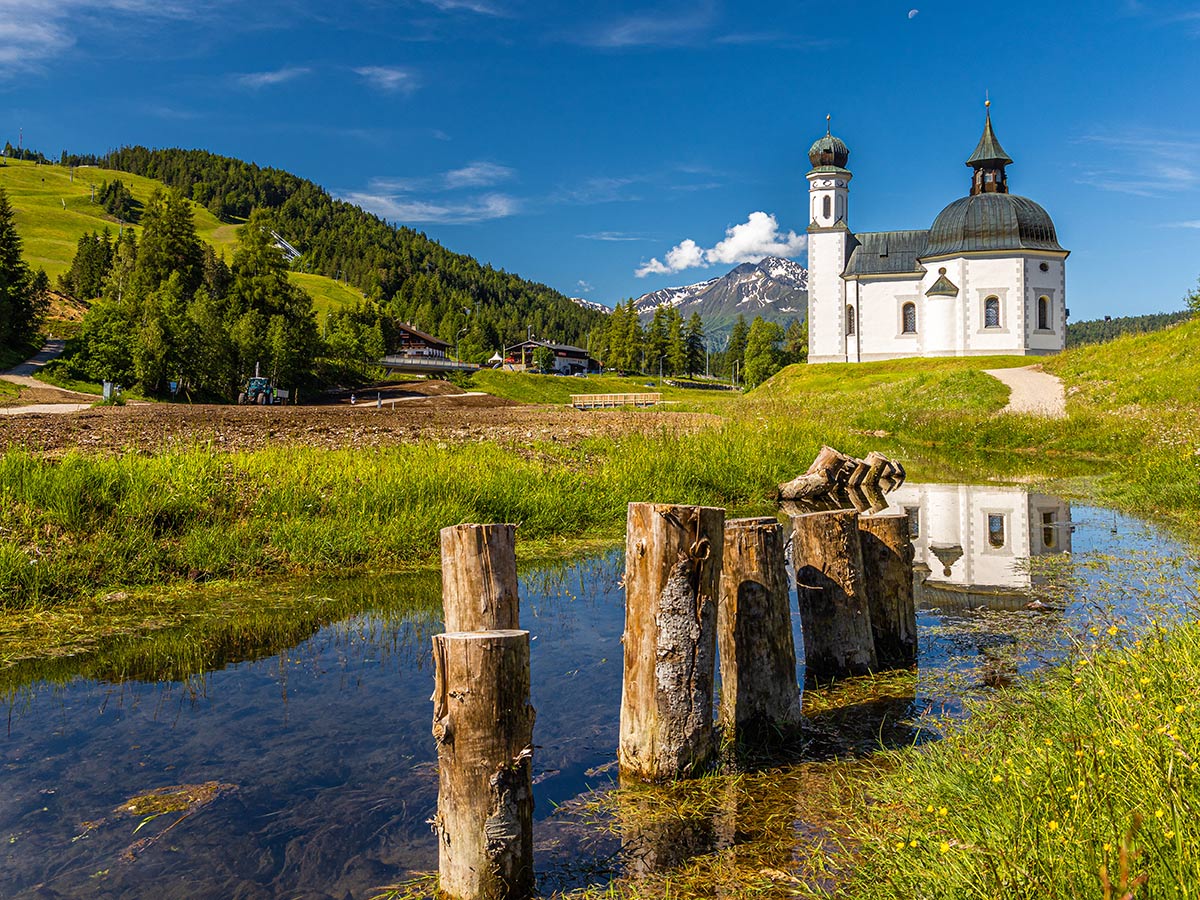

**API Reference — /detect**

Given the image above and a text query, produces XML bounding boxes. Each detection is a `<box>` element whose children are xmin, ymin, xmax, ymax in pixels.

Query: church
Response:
<box><xmin>806</xmin><ymin>105</ymin><xmax>1068</xmax><ymax>364</ymax></box>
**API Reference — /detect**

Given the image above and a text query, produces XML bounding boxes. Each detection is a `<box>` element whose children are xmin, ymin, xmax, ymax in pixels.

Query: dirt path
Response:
<box><xmin>983</xmin><ymin>364</ymin><xmax>1067</xmax><ymax>418</ymax></box>
<box><xmin>1</xmin><ymin>340</ymin><xmax>98</xmax><ymax>408</ymax></box>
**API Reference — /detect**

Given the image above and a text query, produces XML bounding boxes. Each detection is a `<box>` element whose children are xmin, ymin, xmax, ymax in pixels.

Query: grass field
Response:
<box><xmin>469</xmin><ymin>368</ymin><xmax>742</xmax><ymax>410</ymax></box>
<box><xmin>0</xmin><ymin>157</ymin><xmax>353</xmax><ymax>322</ymax></box>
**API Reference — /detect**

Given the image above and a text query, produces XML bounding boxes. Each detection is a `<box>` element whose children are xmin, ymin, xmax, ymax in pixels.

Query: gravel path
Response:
<box><xmin>1</xmin><ymin>340</ymin><xmax>97</xmax><ymax>408</ymax></box>
<box><xmin>983</xmin><ymin>364</ymin><xmax>1067</xmax><ymax>418</ymax></box>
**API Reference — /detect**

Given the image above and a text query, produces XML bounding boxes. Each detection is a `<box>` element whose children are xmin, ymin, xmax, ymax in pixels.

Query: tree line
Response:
<box><xmin>1066</xmin><ymin>310</ymin><xmax>1191</xmax><ymax>348</ymax></box>
<box><xmin>62</xmin><ymin>146</ymin><xmax>607</xmax><ymax>358</ymax></box>
<box><xmin>588</xmin><ymin>303</ymin><xmax>807</xmax><ymax>386</ymax></box>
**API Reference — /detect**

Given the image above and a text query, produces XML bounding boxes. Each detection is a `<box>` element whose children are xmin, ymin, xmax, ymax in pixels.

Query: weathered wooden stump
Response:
<box><xmin>717</xmin><ymin>517</ymin><xmax>801</xmax><ymax>744</ymax></box>
<box><xmin>619</xmin><ymin>502</ymin><xmax>725</xmax><ymax>781</ymax></box>
<box><xmin>791</xmin><ymin>509</ymin><xmax>878</xmax><ymax>682</ymax></box>
<box><xmin>431</xmin><ymin>630</ymin><xmax>535</xmax><ymax>900</ymax></box>
<box><xmin>440</xmin><ymin>523</ymin><xmax>519</xmax><ymax>632</ymax></box>
<box><xmin>857</xmin><ymin>513</ymin><xmax>918</xmax><ymax>669</ymax></box>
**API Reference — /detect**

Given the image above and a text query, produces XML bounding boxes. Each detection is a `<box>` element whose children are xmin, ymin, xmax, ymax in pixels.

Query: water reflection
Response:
<box><xmin>0</xmin><ymin>488</ymin><xmax>1194</xmax><ymax>898</ymax></box>
<box><xmin>871</xmin><ymin>482</ymin><xmax>1072</xmax><ymax>610</ymax></box>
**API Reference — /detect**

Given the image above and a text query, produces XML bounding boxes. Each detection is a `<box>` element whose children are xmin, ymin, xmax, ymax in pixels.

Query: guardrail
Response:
<box><xmin>380</xmin><ymin>355</ymin><xmax>479</xmax><ymax>374</ymax></box>
<box><xmin>570</xmin><ymin>392</ymin><xmax>663</xmax><ymax>409</ymax></box>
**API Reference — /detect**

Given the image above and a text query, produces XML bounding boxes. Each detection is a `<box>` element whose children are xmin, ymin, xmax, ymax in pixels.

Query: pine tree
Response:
<box><xmin>743</xmin><ymin>317</ymin><xmax>785</xmax><ymax>388</ymax></box>
<box><xmin>667</xmin><ymin>308</ymin><xmax>687</xmax><ymax>376</ymax></box>
<box><xmin>784</xmin><ymin>317</ymin><xmax>808</xmax><ymax>364</ymax></box>
<box><xmin>0</xmin><ymin>187</ymin><xmax>47</xmax><ymax>349</ymax></box>
<box><xmin>684</xmin><ymin>312</ymin><xmax>705</xmax><ymax>377</ymax></box>
<box><xmin>726</xmin><ymin>314</ymin><xmax>749</xmax><ymax>381</ymax></box>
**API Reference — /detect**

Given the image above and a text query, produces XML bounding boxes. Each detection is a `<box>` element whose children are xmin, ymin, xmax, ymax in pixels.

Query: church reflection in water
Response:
<box><xmin>872</xmin><ymin>483</ymin><xmax>1072</xmax><ymax>610</ymax></box>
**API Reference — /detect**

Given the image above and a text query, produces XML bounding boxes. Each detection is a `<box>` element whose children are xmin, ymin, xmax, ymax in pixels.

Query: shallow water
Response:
<box><xmin>1</xmin><ymin>484</ymin><xmax>1195</xmax><ymax>898</ymax></box>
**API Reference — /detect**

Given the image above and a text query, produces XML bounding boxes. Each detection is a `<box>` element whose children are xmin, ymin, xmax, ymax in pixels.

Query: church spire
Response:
<box><xmin>966</xmin><ymin>100</ymin><xmax>1013</xmax><ymax>195</ymax></box>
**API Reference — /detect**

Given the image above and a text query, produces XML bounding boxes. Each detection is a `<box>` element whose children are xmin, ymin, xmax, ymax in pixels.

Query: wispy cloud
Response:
<box><xmin>576</xmin><ymin>279</ymin><xmax>594</xmax><ymax>293</ymax></box>
<box><xmin>0</xmin><ymin>0</ymin><xmax>202</xmax><ymax>71</ymax></box>
<box><xmin>445</xmin><ymin>162</ymin><xmax>515</xmax><ymax>188</ymax></box>
<box><xmin>578</xmin><ymin>1</ymin><xmax>716</xmax><ymax>47</ymax></box>
<box><xmin>345</xmin><ymin>190</ymin><xmax>519</xmax><ymax>224</ymax></box>
<box><xmin>354</xmin><ymin>65</ymin><xmax>418</xmax><ymax>93</ymax></box>
<box><xmin>578</xmin><ymin>231</ymin><xmax>652</xmax><ymax>242</ymax></box>
<box><xmin>1167</xmin><ymin>220</ymin><xmax>1200</xmax><ymax>228</ymax></box>
<box><xmin>235</xmin><ymin>66</ymin><xmax>311</xmax><ymax>89</ymax></box>
<box><xmin>419</xmin><ymin>0</ymin><xmax>508</xmax><ymax>15</ymax></box>
<box><xmin>636</xmin><ymin>212</ymin><xmax>805</xmax><ymax>277</ymax></box>
<box><xmin>1077</xmin><ymin>131</ymin><xmax>1200</xmax><ymax>195</ymax></box>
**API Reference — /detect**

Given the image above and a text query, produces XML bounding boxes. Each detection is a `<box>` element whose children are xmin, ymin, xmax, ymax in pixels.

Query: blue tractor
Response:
<box><xmin>238</xmin><ymin>376</ymin><xmax>275</xmax><ymax>405</ymax></box>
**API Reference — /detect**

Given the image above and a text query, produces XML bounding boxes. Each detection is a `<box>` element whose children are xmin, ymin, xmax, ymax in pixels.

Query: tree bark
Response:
<box><xmin>791</xmin><ymin>509</ymin><xmax>878</xmax><ymax>682</ymax></box>
<box><xmin>857</xmin><ymin>513</ymin><xmax>918</xmax><ymax>669</ymax></box>
<box><xmin>432</xmin><ymin>630</ymin><xmax>535</xmax><ymax>900</ymax></box>
<box><xmin>619</xmin><ymin>502</ymin><xmax>725</xmax><ymax>781</ymax></box>
<box><xmin>440</xmin><ymin>523</ymin><xmax>519</xmax><ymax>632</ymax></box>
<box><xmin>717</xmin><ymin>517</ymin><xmax>801</xmax><ymax>744</ymax></box>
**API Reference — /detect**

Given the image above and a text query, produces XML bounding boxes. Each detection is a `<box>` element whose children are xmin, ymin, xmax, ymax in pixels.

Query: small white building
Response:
<box><xmin>806</xmin><ymin>106</ymin><xmax>1069</xmax><ymax>364</ymax></box>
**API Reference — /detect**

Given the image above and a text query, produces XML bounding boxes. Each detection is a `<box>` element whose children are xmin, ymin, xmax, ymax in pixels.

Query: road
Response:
<box><xmin>1</xmin><ymin>340</ymin><xmax>98</xmax><ymax>413</ymax></box>
<box><xmin>983</xmin><ymin>365</ymin><xmax>1067</xmax><ymax>418</ymax></box>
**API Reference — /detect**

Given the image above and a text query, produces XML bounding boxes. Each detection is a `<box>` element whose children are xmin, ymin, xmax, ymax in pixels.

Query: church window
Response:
<box><xmin>823</xmin><ymin>195</ymin><xmax>831</xmax><ymax>219</ymax></box>
<box><xmin>1038</xmin><ymin>296</ymin><xmax>1050</xmax><ymax>330</ymax></box>
<box><xmin>1040</xmin><ymin>262</ymin><xmax>1050</xmax><ymax>272</ymax></box>
<box><xmin>1042</xmin><ymin>511</ymin><xmax>1057</xmax><ymax>549</ymax></box>
<box><xmin>902</xmin><ymin>302</ymin><xmax>917</xmax><ymax>334</ymax></box>
<box><xmin>984</xmin><ymin>296</ymin><xmax>1001</xmax><ymax>328</ymax></box>
<box><xmin>846</xmin><ymin>305</ymin><xmax>856</xmax><ymax>335</ymax></box>
<box><xmin>988</xmin><ymin>514</ymin><xmax>1006</xmax><ymax>548</ymax></box>
<box><xmin>905</xmin><ymin>507</ymin><xmax>920</xmax><ymax>538</ymax></box>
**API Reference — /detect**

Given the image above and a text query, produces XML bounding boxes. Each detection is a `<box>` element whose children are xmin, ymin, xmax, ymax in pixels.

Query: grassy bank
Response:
<box><xmin>838</xmin><ymin>618</ymin><xmax>1200</xmax><ymax>899</ymax></box>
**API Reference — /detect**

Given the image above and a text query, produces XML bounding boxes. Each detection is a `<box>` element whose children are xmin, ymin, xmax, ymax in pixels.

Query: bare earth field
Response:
<box><xmin>0</xmin><ymin>388</ymin><xmax>718</xmax><ymax>454</ymax></box>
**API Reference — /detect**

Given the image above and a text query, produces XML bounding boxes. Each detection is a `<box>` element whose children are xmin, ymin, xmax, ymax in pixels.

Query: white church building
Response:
<box><xmin>806</xmin><ymin>106</ymin><xmax>1069</xmax><ymax>364</ymax></box>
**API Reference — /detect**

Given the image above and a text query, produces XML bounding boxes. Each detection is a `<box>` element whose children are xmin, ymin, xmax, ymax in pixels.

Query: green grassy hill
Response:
<box><xmin>0</xmin><ymin>158</ymin><xmax>363</xmax><ymax>320</ymax></box>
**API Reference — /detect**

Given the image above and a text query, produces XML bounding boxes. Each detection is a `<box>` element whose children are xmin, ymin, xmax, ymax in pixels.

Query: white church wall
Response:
<box><xmin>962</xmin><ymin>255</ymin><xmax>1027</xmax><ymax>355</ymax></box>
<box><xmin>854</xmin><ymin>278</ymin><xmax>925</xmax><ymax>361</ymax></box>
<box><xmin>807</xmin><ymin>231</ymin><xmax>850</xmax><ymax>363</ymax></box>
<box><xmin>1025</xmin><ymin>257</ymin><xmax>1067</xmax><ymax>354</ymax></box>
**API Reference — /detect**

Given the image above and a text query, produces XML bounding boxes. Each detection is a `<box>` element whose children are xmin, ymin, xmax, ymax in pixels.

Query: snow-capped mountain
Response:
<box><xmin>570</xmin><ymin>296</ymin><xmax>611</xmax><ymax>314</ymax></box>
<box><xmin>632</xmin><ymin>256</ymin><xmax>807</xmax><ymax>334</ymax></box>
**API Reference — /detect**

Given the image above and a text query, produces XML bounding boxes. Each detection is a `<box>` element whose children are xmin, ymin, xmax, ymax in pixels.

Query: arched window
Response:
<box><xmin>902</xmin><ymin>302</ymin><xmax>917</xmax><ymax>334</ymax></box>
<box><xmin>984</xmin><ymin>296</ymin><xmax>1001</xmax><ymax>328</ymax></box>
<box><xmin>1038</xmin><ymin>296</ymin><xmax>1050</xmax><ymax>330</ymax></box>
<box><xmin>988</xmin><ymin>514</ymin><xmax>1006</xmax><ymax>548</ymax></box>
<box><xmin>822</xmin><ymin>195</ymin><xmax>831</xmax><ymax>219</ymax></box>
<box><xmin>846</xmin><ymin>304</ymin><xmax>856</xmax><ymax>335</ymax></box>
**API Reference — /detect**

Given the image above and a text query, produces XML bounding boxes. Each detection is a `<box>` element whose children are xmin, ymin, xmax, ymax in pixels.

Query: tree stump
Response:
<box><xmin>857</xmin><ymin>513</ymin><xmax>918</xmax><ymax>669</ymax></box>
<box><xmin>440</xmin><ymin>523</ymin><xmax>519</xmax><ymax>632</ymax></box>
<box><xmin>619</xmin><ymin>502</ymin><xmax>725</xmax><ymax>781</ymax></box>
<box><xmin>791</xmin><ymin>510</ymin><xmax>878</xmax><ymax>682</ymax></box>
<box><xmin>431</xmin><ymin>630</ymin><xmax>535</xmax><ymax>900</ymax></box>
<box><xmin>717</xmin><ymin>517</ymin><xmax>801</xmax><ymax>744</ymax></box>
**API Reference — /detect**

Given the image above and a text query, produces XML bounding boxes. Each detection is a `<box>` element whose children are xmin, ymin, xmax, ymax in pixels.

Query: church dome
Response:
<box><xmin>923</xmin><ymin>192</ymin><xmax>1063</xmax><ymax>258</ymax></box>
<box><xmin>808</xmin><ymin>132</ymin><xmax>850</xmax><ymax>169</ymax></box>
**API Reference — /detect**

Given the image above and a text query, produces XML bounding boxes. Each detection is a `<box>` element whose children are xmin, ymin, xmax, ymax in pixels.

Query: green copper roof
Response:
<box><xmin>966</xmin><ymin>111</ymin><xmax>1013</xmax><ymax>168</ymax></box>
<box><xmin>844</xmin><ymin>230</ymin><xmax>929</xmax><ymax>277</ymax></box>
<box><xmin>807</xmin><ymin>165</ymin><xmax>852</xmax><ymax>176</ymax></box>
<box><xmin>923</xmin><ymin>193</ymin><xmax>1064</xmax><ymax>258</ymax></box>
<box><xmin>809</xmin><ymin>132</ymin><xmax>850</xmax><ymax>169</ymax></box>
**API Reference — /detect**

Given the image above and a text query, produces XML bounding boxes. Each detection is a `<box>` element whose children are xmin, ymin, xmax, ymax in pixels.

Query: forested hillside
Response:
<box><xmin>1066</xmin><ymin>310</ymin><xmax>1190</xmax><ymax>347</ymax></box>
<box><xmin>65</xmin><ymin>147</ymin><xmax>604</xmax><ymax>358</ymax></box>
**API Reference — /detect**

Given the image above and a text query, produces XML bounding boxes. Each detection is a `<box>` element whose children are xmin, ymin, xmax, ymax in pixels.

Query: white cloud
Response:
<box><xmin>355</xmin><ymin>65</ymin><xmax>417</xmax><ymax>93</ymax></box>
<box><xmin>444</xmin><ymin>162</ymin><xmax>515</xmax><ymax>189</ymax></box>
<box><xmin>577</xmin><ymin>231</ymin><xmax>649</xmax><ymax>241</ymax></box>
<box><xmin>236</xmin><ymin>66</ymin><xmax>311</xmax><ymax>89</ymax></box>
<box><xmin>581</xmin><ymin>1</ymin><xmax>716</xmax><ymax>47</ymax></box>
<box><xmin>635</xmin><ymin>212</ymin><xmax>806</xmax><ymax>277</ymax></box>
<box><xmin>577</xmin><ymin>279</ymin><xmax>594</xmax><ymax>293</ymax></box>
<box><xmin>420</xmin><ymin>0</ymin><xmax>507</xmax><ymax>15</ymax></box>
<box><xmin>1078</xmin><ymin>131</ymin><xmax>1200</xmax><ymax>195</ymax></box>
<box><xmin>343</xmin><ymin>188</ymin><xmax>519</xmax><ymax>224</ymax></box>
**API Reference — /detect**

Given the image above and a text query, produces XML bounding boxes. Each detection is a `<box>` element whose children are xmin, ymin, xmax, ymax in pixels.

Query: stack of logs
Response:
<box><xmin>777</xmin><ymin>446</ymin><xmax>906</xmax><ymax>514</ymax></box>
<box><xmin>431</xmin><ymin>499</ymin><xmax>917</xmax><ymax>899</ymax></box>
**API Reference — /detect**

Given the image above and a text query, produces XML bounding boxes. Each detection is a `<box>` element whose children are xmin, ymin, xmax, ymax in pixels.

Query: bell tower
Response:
<box><xmin>966</xmin><ymin>100</ymin><xmax>1013</xmax><ymax>195</ymax></box>
<box><xmin>806</xmin><ymin>116</ymin><xmax>853</xmax><ymax>363</ymax></box>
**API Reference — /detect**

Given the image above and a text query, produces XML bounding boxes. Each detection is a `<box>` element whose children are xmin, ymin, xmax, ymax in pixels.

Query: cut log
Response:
<box><xmin>861</xmin><ymin>478</ymin><xmax>890</xmax><ymax>514</ymax></box>
<box><xmin>844</xmin><ymin>483</ymin><xmax>870</xmax><ymax>513</ymax></box>
<box><xmin>777</xmin><ymin>470</ymin><xmax>833</xmax><ymax>501</ymax></box>
<box><xmin>717</xmin><ymin>517</ymin><xmax>801</xmax><ymax>744</ymax></box>
<box><xmin>619</xmin><ymin>502</ymin><xmax>725</xmax><ymax>781</ymax></box>
<box><xmin>440</xmin><ymin>523</ymin><xmax>519</xmax><ymax>632</ymax></box>
<box><xmin>805</xmin><ymin>445</ymin><xmax>846</xmax><ymax>477</ymax></box>
<box><xmin>432</xmin><ymin>630</ymin><xmax>536</xmax><ymax>900</ymax></box>
<box><xmin>857</xmin><ymin>513</ymin><xmax>918</xmax><ymax>669</ymax></box>
<box><xmin>791</xmin><ymin>509</ymin><xmax>878</xmax><ymax>682</ymax></box>
<box><xmin>864</xmin><ymin>451</ymin><xmax>889</xmax><ymax>487</ymax></box>
<box><xmin>847</xmin><ymin>459</ymin><xmax>871</xmax><ymax>488</ymax></box>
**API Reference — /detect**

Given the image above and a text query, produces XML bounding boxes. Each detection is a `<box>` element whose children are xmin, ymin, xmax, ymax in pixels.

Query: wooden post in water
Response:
<box><xmin>791</xmin><ymin>509</ymin><xmax>878</xmax><ymax>682</ymax></box>
<box><xmin>619</xmin><ymin>502</ymin><xmax>725</xmax><ymax>781</ymax></box>
<box><xmin>432</xmin><ymin>630</ymin><xmax>535</xmax><ymax>900</ymax></box>
<box><xmin>440</xmin><ymin>523</ymin><xmax>519</xmax><ymax>632</ymax></box>
<box><xmin>857</xmin><ymin>512</ymin><xmax>918</xmax><ymax>669</ymax></box>
<box><xmin>717</xmin><ymin>517</ymin><xmax>801</xmax><ymax>744</ymax></box>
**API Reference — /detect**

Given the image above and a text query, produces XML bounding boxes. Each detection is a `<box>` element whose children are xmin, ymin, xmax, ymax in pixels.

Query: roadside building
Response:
<box><xmin>393</xmin><ymin>323</ymin><xmax>452</xmax><ymax>358</ymax></box>
<box><xmin>503</xmin><ymin>339</ymin><xmax>600</xmax><ymax>374</ymax></box>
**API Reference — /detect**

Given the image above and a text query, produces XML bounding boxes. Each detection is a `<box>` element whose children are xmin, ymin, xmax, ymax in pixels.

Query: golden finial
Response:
<box><xmin>826</xmin><ymin>113</ymin><xmax>831</xmax><ymax>135</ymax></box>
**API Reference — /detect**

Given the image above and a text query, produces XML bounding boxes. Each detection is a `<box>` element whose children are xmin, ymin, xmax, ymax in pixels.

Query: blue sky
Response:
<box><xmin>3</xmin><ymin>0</ymin><xmax>1198</xmax><ymax>320</ymax></box>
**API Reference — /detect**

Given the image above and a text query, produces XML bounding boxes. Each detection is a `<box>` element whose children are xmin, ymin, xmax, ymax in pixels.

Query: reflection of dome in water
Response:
<box><xmin>929</xmin><ymin>542</ymin><xmax>964</xmax><ymax>578</ymax></box>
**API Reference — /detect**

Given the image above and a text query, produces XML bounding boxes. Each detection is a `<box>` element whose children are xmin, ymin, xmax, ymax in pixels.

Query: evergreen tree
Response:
<box><xmin>645</xmin><ymin>306</ymin><xmax>669</xmax><ymax>372</ymax></box>
<box><xmin>783</xmin><ymin>317</ymin><xmax>808</xmax><ymax>365</ymax></box>
<box><xmin>666</xmin><ymin>308</ymin><xmax>687</xmax><ymax>376</ymax></box>
<box><xmin>743</xmin><ymin>317</ymin><xmax>785</xmax><ymax>388</ymax></box>
<box><xmin>0</xmin><ymin>187</ymin><xmax>48</xmax><ymax>349</ymax></box>
<box><xmin>684</xmin><ymin>312</ymin><xmax>705</xmax><ymax>377</ymax></box>
<box><xmin>134</xmin><ymin>188</ymin><xmax>203</xmax><ymax>298</ymax></box>
<box><xmin>60</xmin><ymin>230</ymin><xmax>115</xmax><ymax>300</ymax></box>
<box><xmin>726</xmin><ymin>315</ymin><xmax>749</xmax><ymax>378</ymax></box>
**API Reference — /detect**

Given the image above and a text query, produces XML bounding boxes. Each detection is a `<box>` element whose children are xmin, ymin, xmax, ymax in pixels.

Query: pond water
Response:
<box><xmin>1</xmin><ymin>484</ymin><xmax>1196</xmax><ymax>899</ymax></box>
